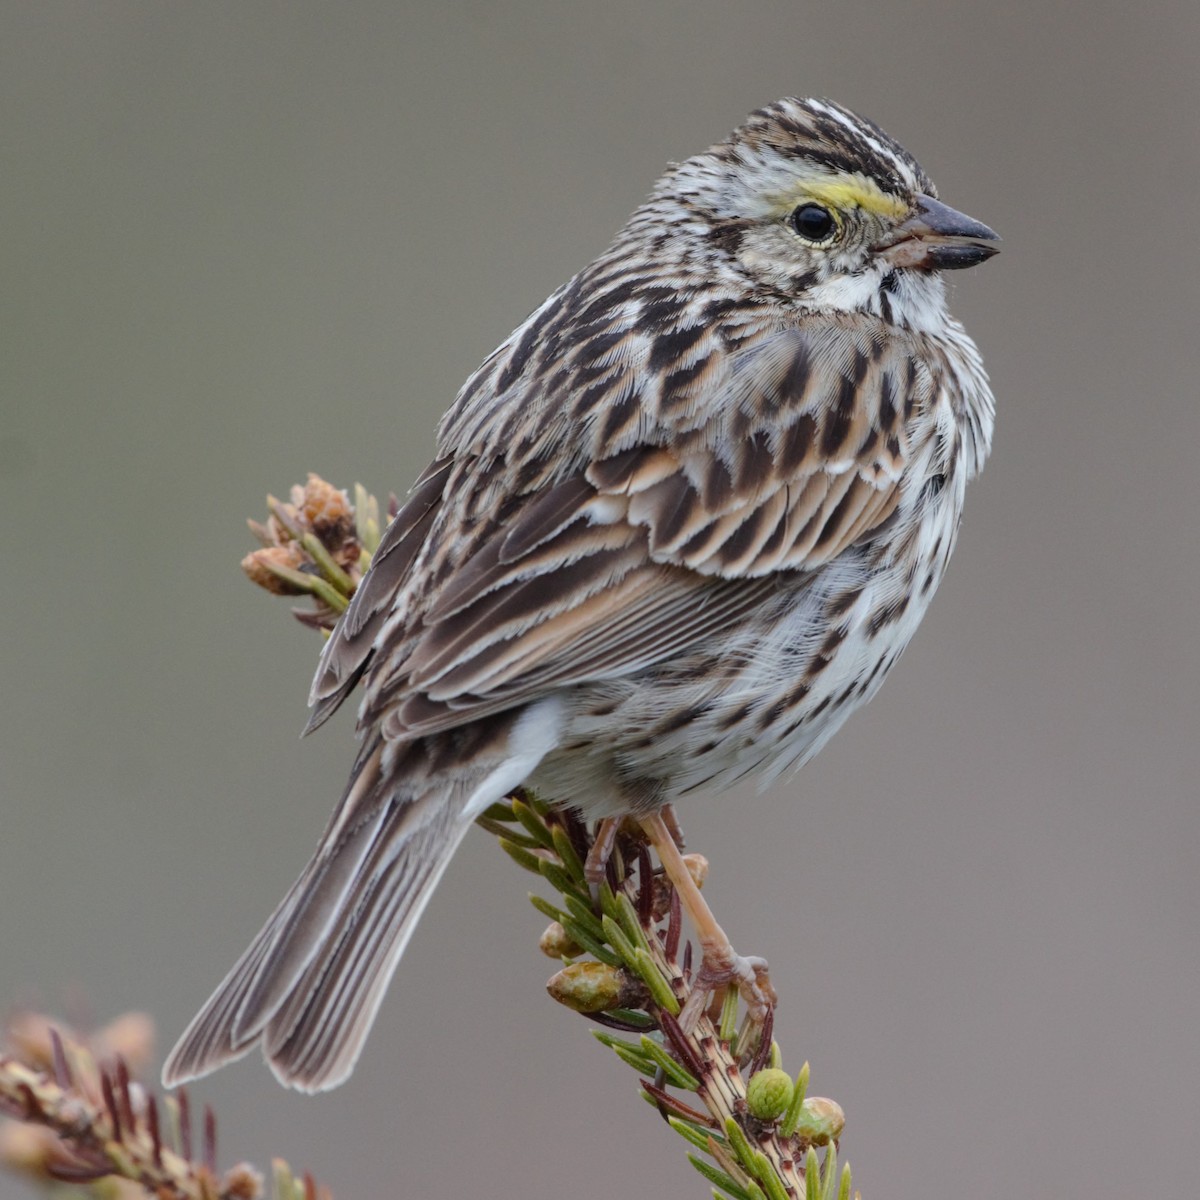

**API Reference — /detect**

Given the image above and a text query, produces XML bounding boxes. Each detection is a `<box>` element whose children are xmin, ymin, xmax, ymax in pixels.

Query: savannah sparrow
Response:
<box><xmin>165</xmin><ymin>97</ymin><xmax>998</xmax><ymax>1092</ymax></box>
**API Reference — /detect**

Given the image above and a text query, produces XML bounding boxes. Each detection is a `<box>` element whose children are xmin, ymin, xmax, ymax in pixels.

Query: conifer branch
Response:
<box><xmin>0</xmin><ymin>1012</ymin><xmax>326</xmax><ymax>1200</ymax></box>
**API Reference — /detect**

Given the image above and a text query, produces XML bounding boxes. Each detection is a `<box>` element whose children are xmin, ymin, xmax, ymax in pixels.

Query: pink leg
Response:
<box><xmin>584</xmin><ymin>817</ymin><xmax>620</xmax><ymax>901</ymax></box>
<box><xmin>638</xmin><ymin>811</ymin><xmax>775</xmax><ymax>1030</ymax></box>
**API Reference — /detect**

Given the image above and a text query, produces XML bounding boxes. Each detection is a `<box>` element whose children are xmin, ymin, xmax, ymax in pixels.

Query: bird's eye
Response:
<box><xmin>789</xmin><ymin>203</ymin><xmax>838</xmax><ymax>243</ymax></box>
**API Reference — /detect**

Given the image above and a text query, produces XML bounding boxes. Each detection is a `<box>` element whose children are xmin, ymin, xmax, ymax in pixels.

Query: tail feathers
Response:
<box><xmin>162</xmin><ymin>767</ymin><xmax>478</xmax><ymax>1093</ymax></box>
<box><xmin>260</xmin><ymin>803</ymin><xmax>474</xmax><ymax>1090</ymax></box>
<box><xmin>160</xmin><ymin>888</ymin><xmax>296</xmax><ymax>1078</ymax></box>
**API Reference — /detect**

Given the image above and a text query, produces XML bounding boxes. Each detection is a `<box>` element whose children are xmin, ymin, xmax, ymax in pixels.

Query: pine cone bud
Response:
<box><xmin>745</xmin><ymin>1067</ymin><xmax>794</xmax><ymax>1120</ymax></box>
<box><xmin>300</xmin><ymin>475</ymin><xmax>358</xmax><ymax>566</ymax></box>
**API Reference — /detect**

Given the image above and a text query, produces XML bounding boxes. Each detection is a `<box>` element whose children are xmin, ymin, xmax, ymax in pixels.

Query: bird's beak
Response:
<box><xmin>880</xmin><ymin>194</ymin><xmax>1000</xmax><ymax>271</ymax></box>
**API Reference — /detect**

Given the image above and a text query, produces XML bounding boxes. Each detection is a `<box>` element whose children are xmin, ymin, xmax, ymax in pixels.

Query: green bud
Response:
<box><xmin>546</xmin><ymin>962</ymin><xmax>645</xmax><ymax>1013</ymax></box>
<box><xmin>793</xmin><ymin>1096</ymin><xmax>845</xmax><ymax>1146</ymax></box>
<box><xmin>745</xmin><ymin>1067</ymin><xmax>794</xmax><ymax>1121</ymax></box>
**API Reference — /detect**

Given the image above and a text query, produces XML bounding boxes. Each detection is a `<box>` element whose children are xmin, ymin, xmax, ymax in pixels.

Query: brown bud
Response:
<box><xmin>241</xmin><ymin>545</ymin><xmax>309</xmax><ymax>594</ymax></box>
<box><xmin>538</xmin><ymin>920</ymin><xmax>583</xmax><ymax>959</ymax></box>
<box><xmin>94</xmin><ymin>1012</ymin><xmax>155</xmax><ymax>1073</ymax></box>
<box><xmin>546</xmin><ymin>962</ymin><xmax>648</xmax><ymax>1013</ymax></box>
<box><xmin>651</xmin><ymin>851</ymin><xmax>710</xmax><ymax>918</ymax></box>
<box><xmin>4</xmin><ymin>1011</ymin><xmax>62</xmax><ymax>1070</ymax></box>
<box><xmin>221</xmin><ymin>1162</ymin><xmax>266</xmax><ymax>1200</ymax></box>
<box><xmin>300</xmin><ymin>475</ymin><xmax>357</xmax><ymax>564</ymax></box>
<box><xmin>682</xmin><ymin>853</ymin><xmax>708</xmax><ymax>890</ymax></box>
<box><xmin>0</xmin><ymin>1120</ymin><xmax>60</xmax><ymax>1177</ymax></box>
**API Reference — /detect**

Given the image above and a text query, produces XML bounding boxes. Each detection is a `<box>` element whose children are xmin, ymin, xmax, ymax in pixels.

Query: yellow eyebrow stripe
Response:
<box><xmin>775</xmin><ymin>174</ymin><xmax>909</xmax><ymax>220</ymax></box>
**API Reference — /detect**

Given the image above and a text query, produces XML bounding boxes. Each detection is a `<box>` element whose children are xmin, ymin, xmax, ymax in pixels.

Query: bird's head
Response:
<box><xmin>658</xmin><ymin>97</ymin><xmax>999</xmax><ymax>328</ymax></box>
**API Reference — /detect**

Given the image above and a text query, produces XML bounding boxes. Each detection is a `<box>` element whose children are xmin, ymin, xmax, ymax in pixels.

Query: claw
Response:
<box><xmin>678</xmin><ymin>945</ymin><xmax>775</xmax><ymax>1032</ymax></box>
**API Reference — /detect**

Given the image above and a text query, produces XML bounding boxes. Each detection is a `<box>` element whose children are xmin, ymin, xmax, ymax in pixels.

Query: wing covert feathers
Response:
<box><xmin>341</xmin><ymin>323</ymin><xmax>923</xmax><ymax>740</ymax></box>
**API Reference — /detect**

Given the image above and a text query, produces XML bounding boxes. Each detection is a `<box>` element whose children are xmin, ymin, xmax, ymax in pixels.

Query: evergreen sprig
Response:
<box><xmin>487</xmin><ymin>789</ymin><xmax>851</xmax><ymax>1200</ymax></box>
<box><xmin>0</xmin><ymin>1013</ymin><xmax>327</xmax><ymax>1200</ymax></box>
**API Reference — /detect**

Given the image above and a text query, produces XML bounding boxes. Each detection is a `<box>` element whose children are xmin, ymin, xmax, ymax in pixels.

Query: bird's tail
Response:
<box><xmin>162</xmin><ymin>727</ymin><xmax>526</xmax><ymax>1093</ymax></box>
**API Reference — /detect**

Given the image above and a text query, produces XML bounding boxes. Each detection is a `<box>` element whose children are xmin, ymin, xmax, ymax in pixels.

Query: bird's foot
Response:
<box><xmin>585</xmin><ymin>806</ymin><xmax>685</xmax><ymax>903</ymax></box>
<box><xmin>679</xmin><ymin>938</ymin><xmax>776</xmax><ymax>1031</ymax></box>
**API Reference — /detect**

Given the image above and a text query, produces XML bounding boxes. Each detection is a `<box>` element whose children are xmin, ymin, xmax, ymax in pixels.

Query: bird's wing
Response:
<box><xmin>315</xmin><ymin>322</ymin><xmax>925</xmax><ymax>739</ymax></box>
<box><xmin>307</xmin><ymin>457</ymin><xmax>454</xmax><ymax>732</ymax></box>
<box><xmin>588</xmin><ymin>321</ymin><xmax>918</xmax><ymax>577</ymax></box>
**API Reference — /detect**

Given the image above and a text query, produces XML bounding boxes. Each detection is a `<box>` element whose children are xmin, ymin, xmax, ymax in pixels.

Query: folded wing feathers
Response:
<box><xmin>306</xmin><ymin>458</ymin><xmax>455</xmax><ymax>732</ymax></box>
<box><xmin>337</xmin><ymin>328</ymin><xmax>914</xmax><ymax>742</ymax></box>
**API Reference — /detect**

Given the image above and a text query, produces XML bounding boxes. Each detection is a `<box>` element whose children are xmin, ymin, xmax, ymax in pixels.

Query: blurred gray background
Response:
<box><xmin>2</xmin><ymin>3</ymin><xmax>1197</xmax><ymax>1198</ymax></box>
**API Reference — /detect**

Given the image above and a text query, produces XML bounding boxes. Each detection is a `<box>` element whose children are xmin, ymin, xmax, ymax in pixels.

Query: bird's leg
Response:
<box><xmin>584</xmin><ymin>817</ymin><xmax>620</xmax><ymax>902</ymax></box>
<box><xmin>584</xmin><ymin>805</ymin><xmax>683</xmax><ymax>900</ymax></box>
<box><xmin>659</xmin><ymin>802</ymin><xmax>686</xmax><ymax>851</ymax></box>
<box><xmin>638</xmin><ymin>811</ymin><xmax>776</xmax><ymax>1031</ymax></box>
